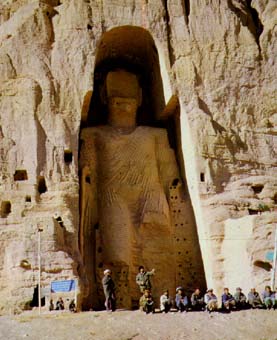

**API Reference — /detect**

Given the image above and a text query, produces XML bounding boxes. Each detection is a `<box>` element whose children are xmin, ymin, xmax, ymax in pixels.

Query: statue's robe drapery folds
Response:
<box><xmin>80</xmin><ymin>125</ymin><xmax>179</xmax><ymax>306</ymax></box>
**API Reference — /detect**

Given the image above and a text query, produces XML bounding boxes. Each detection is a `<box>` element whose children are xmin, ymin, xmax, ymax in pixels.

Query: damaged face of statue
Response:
<box><xmin>107</xmin><ymin>97</ymin><xmax>138</xmax><ymax>128</ymax></box>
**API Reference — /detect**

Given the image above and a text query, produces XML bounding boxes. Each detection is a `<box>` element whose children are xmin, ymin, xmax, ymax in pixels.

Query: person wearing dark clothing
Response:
<box><xmin>175</xmin><ymin>287</ymin><xmax>189</xmax><ymax>312</ymax></box>
<box><xmin>69</xmin><ymin>299</ymin><xmax>77</xmax><ymax>313</ymax></box>
<box><xmin>248</xmin><ymin>288</ymin><xmax>263</xmax><ymax>309</ymax></box>
<box><xmin>139</xmin><ymin>290</ymin><xmax>155</xmax><ymax>314</ymax></box>
<box><xmin>136</xmin><ymin>266</ymin><xmax>155</xmax><ymax>293</ymax></box>
<box><xmin>234</xmin><ymin>287</ymin><xmax>248</xmax><ymax>310</ymax></box>
<box><xmin>102</xmin><ymin>269</ymin><xmax>116</xmax><ymax>312</ymax></box>
<box><xmin>262</xmin><ymin>286</ymin><xmax>276</xmax><ymax>310</ymax></box>
<box><xmin>56</xmin><ymin>297</ymin><xmax>65</xmax><ymax>310</ymax></box>
<box><xmin>49</xmin><ymin>299</ymin><xmax>54</xmax><ymax>311</ymax></box>
<box><xmin>221</xmin><ymin>288</ymin><xmax>236</xmax><ymax>311</ymax></box>
<box><xmin>191</xmin><ymin>288</ymin><xmax>205</xmax><ymax>311</ymax></box>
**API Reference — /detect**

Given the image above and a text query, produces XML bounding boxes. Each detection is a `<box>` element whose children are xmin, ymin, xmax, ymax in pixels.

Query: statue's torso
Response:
<box><xmin>98</xmin><ymin>126</ymin><xmax>159</xmax><ymax>182</ymax></box>
<box><xmin>80</xmin><ymin>125</ymin><xmax>171</xmax><ymax>225</ymax></box>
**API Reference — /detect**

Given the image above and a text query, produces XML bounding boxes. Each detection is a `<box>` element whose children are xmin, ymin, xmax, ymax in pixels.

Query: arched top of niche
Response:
<box><xmin>86</xmin><ymin>25</ymin><xmax>166</xmax><ymax>127</ymax></box>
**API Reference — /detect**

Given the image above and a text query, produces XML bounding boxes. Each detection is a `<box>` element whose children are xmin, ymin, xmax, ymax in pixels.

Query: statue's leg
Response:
<box><xmin>139</xmin><ymin>221</ymin><xmax>176</xmax><ymax>304</ymax></box>
<box><xmin>97</xmin><ymin>201</ymin><xmax>133</xmax><ymax>309</ymax></box>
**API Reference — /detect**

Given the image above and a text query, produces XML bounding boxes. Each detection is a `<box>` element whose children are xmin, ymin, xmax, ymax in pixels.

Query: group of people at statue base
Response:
<box><xmin>102</xmin><ymin>266</ymin><xmax>277</xmax><ymax>313</ymax></box>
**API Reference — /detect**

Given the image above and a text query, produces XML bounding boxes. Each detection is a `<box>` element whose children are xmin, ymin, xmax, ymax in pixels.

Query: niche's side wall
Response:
<box><xmin>0</xmin><ymin>0</ymin><xmax>276</xmax><ymax>312</ymax></box>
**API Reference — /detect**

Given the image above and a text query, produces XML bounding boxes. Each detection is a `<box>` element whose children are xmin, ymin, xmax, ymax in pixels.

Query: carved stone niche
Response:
<box><xmin>79</xmin><ymin>26</ymin><xmax>206</xmax><ymax>310</ymax></box>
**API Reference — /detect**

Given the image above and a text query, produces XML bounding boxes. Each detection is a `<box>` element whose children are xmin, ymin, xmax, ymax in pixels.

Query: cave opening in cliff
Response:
<box><xmin>14</xmin><ymin>169</ymin><xmax>28</xmax><ymax>181</ymax></box>
<box><xmin>37</xmin><ymin>176</ymin><xmax>47</xmax><ymax>195</ymax></box>
<box><xmin>64</xmin><ymin>149</ymin><xmax>73</xmax><ymax>164</ymax></box>
<box><xmin>0</xmin><ymin>201</ymin><xmax>11</xmax><ymax>218</ymax></box>
<box><xmin>79</xmin><ymin>25</ymin><xmax>206</xmax><ymax>310</ymax></box>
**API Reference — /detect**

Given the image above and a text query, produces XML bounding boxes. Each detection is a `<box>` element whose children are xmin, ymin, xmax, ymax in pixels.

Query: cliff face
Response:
<box><xmin>0</xmin><ymin>0</ymin><xmax>276</xmax><ymax>313</ymax></box>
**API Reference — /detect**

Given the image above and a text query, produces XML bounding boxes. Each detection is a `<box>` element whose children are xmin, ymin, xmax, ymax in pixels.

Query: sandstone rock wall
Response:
<box><xmin>0</xmin><ymin>0</ymin><xmax>276</xmax><ymax>312</ymax></box>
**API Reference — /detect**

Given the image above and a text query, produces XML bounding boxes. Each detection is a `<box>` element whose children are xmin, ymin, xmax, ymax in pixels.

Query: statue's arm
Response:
<box><xmin>156</xmin><ymin>129</ymin><xmax>179</xmax><ymax>196</ymax></box>
<box><xmin>79</xmin><ymin>128</ymin><xmax>99</xmax><ymax>257</ymax></box>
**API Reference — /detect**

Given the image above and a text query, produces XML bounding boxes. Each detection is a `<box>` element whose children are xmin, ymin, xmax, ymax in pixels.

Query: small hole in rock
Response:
<box><xmin>251</xmin><ymin>184</ymin><xmax>264</xmax><ymax>194</ymax></box>
<box><xmin>87</xmin><ymin>24</ymin><xmax>92</xmax><ymax>30</ymax></box>
<box><xmin>25</xmin><ymin>195</ymin><xmax>31</xmax><ymax>203</ymax></box>
<box><xmin>172</xmin><ymin>178</ymin><xmax>179</xmax><ymax>186</ymax></box>
<box><xmin>38</xmin><ymin>176</ymin><xmax>47</xmax><ymax>194</ymax></box>
<box><xmin>254</xmin><ymin>260</ymin><xmax>272</xmax><ymax>271</ymax></box>
<box><xmin>20</xmin><ymin>259</ymin><xmax>31</xmax><ymax>269</ymax></box>
<box><xmin>64</xmin><ymin>150</ymin><xmax>73</xmax><ymax>164</ymax></box>
<box><xmin>0</xmin><ymin>201</ymin><xmax>11</xmax><ymax>218</ymax></box>
<box><xmin>85</xmin><ymin>176</ymin><xmax>91</xmax><ymax>184</ymax></box>
<box><xmin>200</xmin><ymin>173</ymin><xmax>205</xmax><ymax>182</ymax></box>
<box><xmin>248</xmin><ymin>209</ymin><xmax>259</xmax><ymax>215</ymax></box>
<box><xmin>14</xmin><ymin>170</ymin><xmax>28</xmax><ymax>181</ymax></box>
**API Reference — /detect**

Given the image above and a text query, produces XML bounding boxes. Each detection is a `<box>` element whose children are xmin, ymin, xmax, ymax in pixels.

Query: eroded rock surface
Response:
<box><xmin>0</xmin><ymin>0</ymin><xmax>276</xmax><ymax>313</ymax></box>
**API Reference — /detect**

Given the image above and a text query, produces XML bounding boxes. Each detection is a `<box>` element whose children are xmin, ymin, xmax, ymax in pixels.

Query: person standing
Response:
<box><xmin>136</xmin><ymin>266</ymin><xmax>155</xmax><ymax>293</ymax></box>
<box><xmin>102</xmin><ymin>269</ymin><xmax>116</xmax><ymax>311</ymax></box>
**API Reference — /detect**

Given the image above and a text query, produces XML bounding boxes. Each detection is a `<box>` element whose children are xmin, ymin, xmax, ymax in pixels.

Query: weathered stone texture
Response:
<box><xmin>0</xmin><ymin>0</ymin><xmax>276</xmax><ymax>312</ymax></box>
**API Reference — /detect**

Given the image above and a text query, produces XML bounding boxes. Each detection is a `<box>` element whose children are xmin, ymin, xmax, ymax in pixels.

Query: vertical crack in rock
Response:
<box><xmin>6</xmin><ymin>53</ymin><xmax>17</xmax><ymax>77</ymax></box>
<box><xmin>163</xmin><ymin>0</ymin><xmax>175</xmax><ymax>66</ymax></box>
<box><xmin>227</xmin><ymin>0</ymin><xmax>264</xmax><ymax>56</ymax></box>
<box><xmin>183</xmin><ymin>0</ymin><xmax>190</xmax><ymax>28</ymax></box>
<box><xmin>246</xmin><ymin>0</ymin><xmax>264</xmax><ymax>44</ymax></box>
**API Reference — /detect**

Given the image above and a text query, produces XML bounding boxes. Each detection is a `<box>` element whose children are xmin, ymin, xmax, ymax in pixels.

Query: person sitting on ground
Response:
<box><xmin>191</xmin><ymin>288</ymin><xmax>205</xmax><ymax>311</ymax></box>
<box><xmin>139</xmin><ymin>289</ymin><xmax>155</xmax><ymax>314</ymax></box>
<box><xmin>221</xmin><ymin>288</ymin><xmax>236</xmax><ymax>311</ymax></box>
<box><xmin>248</xmin><ymin>288</ymin><xmax>263</xmax><ymax>309</ymax></box>
<box><xmin>136</xmin><ymin>266</ymin><xmax>155</xmax><ymax>294</ymax></box>
<box><xmin>56</xmin><ymin>297</ymin><xmax>65</xmax><ymax>310</ymax></box>
<box><xmin>160</xmin><ymin>289</ymin><xmax>172</xmax><ymax>313</ymax></box>
<box><xmin>49</xmin><ymin>299</ymin><xmax>54</xmax><ymax>311</ymax></box>
<box><xmin>262</xmin><ymin>286</ymin><xmax>276</xmax><ymax>310</ymax></box>
<box><xmin>175</xmin><ymin>287</ymin><xmax>189</xmax><ymax>312</ymax></box>
<box><xmin>69</xmin><ymin>299</ymin><xmax>77</xmax><ymax>313</ymax></box>
<box><xmin>204</xmin><ymin>289</ymin><xmax>218</xmax><ymax>312</ymax></box>
<box><xmin>234</xmin><ymin>287</ymin><xmax>248</xmax><ymax>310</ymax></box>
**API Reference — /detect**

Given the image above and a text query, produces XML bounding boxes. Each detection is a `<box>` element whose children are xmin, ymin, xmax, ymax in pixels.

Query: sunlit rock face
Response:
<box><xmin>0</xmin><ymin>0</ymin><xmax>276</xmax><ymax>313</ymax></box>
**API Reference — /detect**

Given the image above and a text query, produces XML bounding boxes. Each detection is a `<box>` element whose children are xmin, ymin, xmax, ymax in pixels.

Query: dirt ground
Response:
<box><xmin>1</xmin><ymin>309</ymin><xmax>277</xmax><ymax>340</ymax></box>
